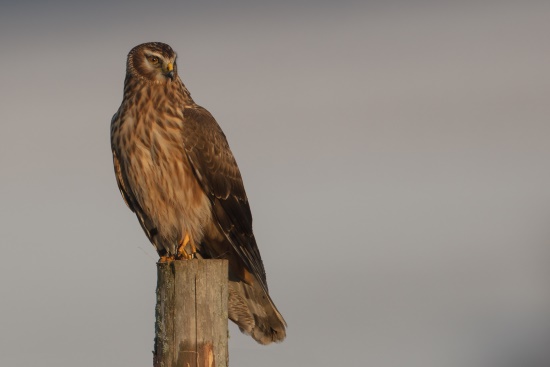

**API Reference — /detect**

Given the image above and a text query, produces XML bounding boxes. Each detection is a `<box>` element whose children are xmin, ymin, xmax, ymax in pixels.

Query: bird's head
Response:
<box><xmin>126</xmin><ymin>42</ymin><xmax>178</xmax><ymax>83</ymax></box>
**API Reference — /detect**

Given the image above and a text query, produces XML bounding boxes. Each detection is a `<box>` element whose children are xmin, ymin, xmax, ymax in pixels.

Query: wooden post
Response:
<box><xmin>153</xmin><ymin>259</ymin><xmax>229</xmax><ymax>367</ymax></box>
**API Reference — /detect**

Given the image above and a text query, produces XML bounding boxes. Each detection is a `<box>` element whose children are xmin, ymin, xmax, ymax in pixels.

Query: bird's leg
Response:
<box><xmin>177</xmin><ymin>233</ymin><xmax>197</xmax><ymax>260</ymax></box>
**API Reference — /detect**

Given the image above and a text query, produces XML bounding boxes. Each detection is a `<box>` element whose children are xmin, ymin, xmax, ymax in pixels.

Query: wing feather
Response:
<box><xmin>112</xmin><ymin>150</ymin><xmax>135</xmax><ymax>212</ymax></box>
<box><xmin>112</xmin><ymin>138</ymin><xmax>157</xmax><ymax>245</ymax></box>
<box><xmin>182</xmin><ymin>106</ymin><xmax>269</xmax><ymax>290</ymax></box>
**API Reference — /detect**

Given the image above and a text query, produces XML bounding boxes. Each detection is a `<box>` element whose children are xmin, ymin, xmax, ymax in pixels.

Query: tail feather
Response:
<box><xmin>228</xmin><ymin>280</ymin><xmax>286</xmax><ymax>344</ymax></box>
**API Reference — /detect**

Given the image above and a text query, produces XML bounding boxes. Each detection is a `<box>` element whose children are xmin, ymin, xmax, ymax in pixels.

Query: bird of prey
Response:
<box><xmin>110</xmin><ymin>42</ymin><xmax>286</xmax><ymax>344</ymax></box>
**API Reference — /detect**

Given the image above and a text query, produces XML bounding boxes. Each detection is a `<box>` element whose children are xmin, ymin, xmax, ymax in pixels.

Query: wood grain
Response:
<box><xmin>154</xmin><ymin>260</ymin><xmax>228</xmax><ymax>367</ymax></box>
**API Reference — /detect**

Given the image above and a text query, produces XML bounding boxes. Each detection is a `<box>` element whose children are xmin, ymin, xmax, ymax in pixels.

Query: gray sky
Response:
<box><xmin>1</xmin><ymin>1</ymin><xmax>550</xmax><ymax>366</ymax></box>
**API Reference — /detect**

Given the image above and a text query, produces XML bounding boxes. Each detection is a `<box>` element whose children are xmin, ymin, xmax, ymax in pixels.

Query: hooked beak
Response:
<box><xmin>164</xmin><ymin>63</ymin><xmax>174</xmax><ymax>80</ymax></box>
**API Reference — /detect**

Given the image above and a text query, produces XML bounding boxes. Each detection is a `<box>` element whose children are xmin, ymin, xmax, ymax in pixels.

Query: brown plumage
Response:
<box><xmin>110</xmin><ymin>42</ymin><xmax>286</xmax><ymax>344</ymax></box>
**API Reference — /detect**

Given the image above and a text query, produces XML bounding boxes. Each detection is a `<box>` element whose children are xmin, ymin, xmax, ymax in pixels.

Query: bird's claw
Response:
<box><xmin>177</xmin><ymin>233</ymin><xmax>197</xmax><ymax>260</ymax></box>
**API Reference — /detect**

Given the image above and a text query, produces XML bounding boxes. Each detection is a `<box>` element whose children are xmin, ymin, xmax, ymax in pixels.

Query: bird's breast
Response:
<box><xmin>118</xmin><ymin>105</ymin><xmax>212</xmax><ymax>247</ymax></box>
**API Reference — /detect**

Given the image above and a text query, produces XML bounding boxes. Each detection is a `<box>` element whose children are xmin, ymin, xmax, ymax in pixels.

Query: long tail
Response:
<box><xmin>228</xmin><ymin>278</ymin><xmax>287</xmax><ymax>344</ymax></box>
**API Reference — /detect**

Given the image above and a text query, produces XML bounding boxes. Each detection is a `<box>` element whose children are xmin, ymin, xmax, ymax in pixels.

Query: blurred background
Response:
<box><xmin>1</xmin><ymin>0</ymin><xmax>550</xmax><ymax>366</ymax></box>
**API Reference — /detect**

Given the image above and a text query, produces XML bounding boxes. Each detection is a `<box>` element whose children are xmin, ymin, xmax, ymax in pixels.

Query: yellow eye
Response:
<box><xmin>149</xmin><ymin>56</ymin><xmax>159</xmax><ymax>64</ymax></box>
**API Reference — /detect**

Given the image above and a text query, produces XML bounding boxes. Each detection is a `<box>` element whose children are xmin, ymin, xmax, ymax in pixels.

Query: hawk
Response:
<box><xmin>110</xmin><ymin>42</ymin><xmax>286</xmax><ymax>344</ymax></box>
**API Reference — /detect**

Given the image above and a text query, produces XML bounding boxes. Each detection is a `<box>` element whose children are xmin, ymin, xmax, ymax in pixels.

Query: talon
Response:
<box><xmin>177</xmin><ymin>233</ymin><xmax>197</xmax><ymax>260</ymax></box>
<box><xmin>159</xmin><ymin>255</ymin><xmax>174</xmax><ymax>263</ymax></box>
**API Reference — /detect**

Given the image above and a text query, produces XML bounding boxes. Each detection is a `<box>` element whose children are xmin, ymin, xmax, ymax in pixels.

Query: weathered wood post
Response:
<box><xmin>154</xmin><ymin>259</ymin><xmax>229</xmax><ymax>367</ymax></box>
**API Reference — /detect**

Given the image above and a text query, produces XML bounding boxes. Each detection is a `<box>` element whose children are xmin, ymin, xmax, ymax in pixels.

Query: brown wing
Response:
<box><xmin>182</xmin><ymin>106</ymin><xmax>269</xmax><ymax>290</ymax></box>
<box><xmin>111</xmin><ymin>126</ymin><xmax>158</xmax><ymax>246</ymax></box>
<box><xmin>112</xmin><ymin>150</ymin><xmax>134</xmax><ymax>212</ymax></box>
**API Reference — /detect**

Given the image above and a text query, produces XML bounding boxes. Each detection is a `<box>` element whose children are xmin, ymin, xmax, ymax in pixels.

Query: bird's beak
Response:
<box><xmin>164</xmin><ymin>63</ymin><xmax>174</xmax><ymax>80</ymax></box>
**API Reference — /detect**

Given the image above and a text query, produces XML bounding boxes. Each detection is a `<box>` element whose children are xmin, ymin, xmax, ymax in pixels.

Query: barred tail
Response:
<box><xmin>228</xmin><ymin>279</ymin><xmax>287</xmax><ymax>344</ymax></box>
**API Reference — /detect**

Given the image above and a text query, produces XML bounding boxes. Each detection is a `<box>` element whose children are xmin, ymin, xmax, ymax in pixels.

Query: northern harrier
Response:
<box><xmin>110</xmin><ymin>42</ymin><xmax>286</xmax><ymax>344</ymax></box>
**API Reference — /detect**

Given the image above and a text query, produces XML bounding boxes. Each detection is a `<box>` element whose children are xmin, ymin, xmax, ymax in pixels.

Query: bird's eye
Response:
<box><xmin>149</xmin><ymin>56</ymin><xmax>159</xmax><ymax>64</ymax></box>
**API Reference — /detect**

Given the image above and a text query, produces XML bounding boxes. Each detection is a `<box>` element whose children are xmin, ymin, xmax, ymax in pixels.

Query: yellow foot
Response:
<box><xmin>177</xmin><ymin>233</ymin><xmax>197</xmax><ymax>260</ymax></box>
<box><xmin>159</xmin><ymin>255</ymin><xmax>175</xmax><ymax>263</ymax></box>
